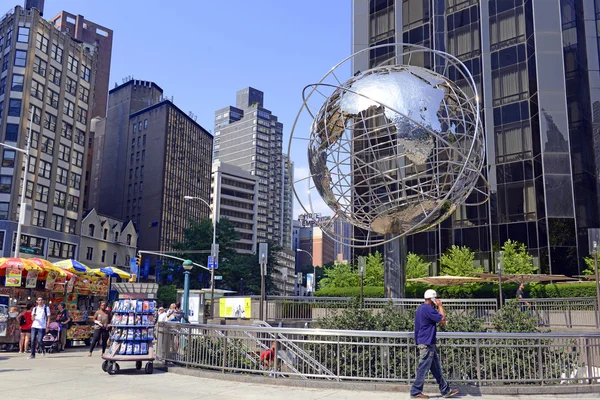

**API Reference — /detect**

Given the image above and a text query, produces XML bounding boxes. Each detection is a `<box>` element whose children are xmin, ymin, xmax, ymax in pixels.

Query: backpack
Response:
<box><xmin>19</xmin><ymin>314</ymin><xmax>26</xmax><ymax>326</ymax></box>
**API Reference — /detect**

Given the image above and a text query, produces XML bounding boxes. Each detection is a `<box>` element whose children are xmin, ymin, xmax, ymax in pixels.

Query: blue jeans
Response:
<box><xmin>410</xmin><ymin>344</ymin><xmax>450</xmax><ymax>396</ymax></box>
<box><xmin>30</xmin><ymin>327</ymin><xmax>45</xmax><ymax>356</ymax></box>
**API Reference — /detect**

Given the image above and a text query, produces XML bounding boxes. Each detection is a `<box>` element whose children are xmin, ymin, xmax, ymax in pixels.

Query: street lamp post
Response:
<box><xmin>2</xmin><ymin>107</ymin><xmax>33</xmax><ymax>257</ymax></box>
<box><xmin>182</xmin><ymin>259</ymin><xmax>193</xmax><ymax>320</ymax></box>
<box><xmin>593</xmin><ymin>241</ymin><xmax>600</xmax><ymax>324</ymax></box>
<box><xmin>296</xmin><ymin>249</ymin><xmax>315</xmax><ymax>295</ymax></box>
<box><xmin>183</xmin><ymin>195</ymin><xmax>217</xmax><ymax>318</ymax></box>
<box><xmin>495</xmin><ymin>252</ymin><xmax>504</xmax><ymax>306</ymax></box>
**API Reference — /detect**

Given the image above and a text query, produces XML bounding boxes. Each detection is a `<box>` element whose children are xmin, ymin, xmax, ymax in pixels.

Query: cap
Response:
<box><xmin>424</xmin><ymin>289</ymin><xmax>438</xmax><ymax>300</ymax></box>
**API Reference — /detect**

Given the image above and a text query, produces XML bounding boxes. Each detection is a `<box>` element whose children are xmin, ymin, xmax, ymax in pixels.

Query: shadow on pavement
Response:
<box><xmin>0</xmin><ymin>369</ymin><xmax>32</xmax><ymax>373</ymax></box>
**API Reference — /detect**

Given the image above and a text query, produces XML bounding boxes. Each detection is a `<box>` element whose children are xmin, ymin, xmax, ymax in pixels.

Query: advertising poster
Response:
<box><xmin>25</xmin><ymin>270</ymin><xmax>39</xmax><ymax>288</ymax></box>
<box><xmin>5</xmin><ymin>268</ymin><xmax>22</xmax><ymax>287</ymax></box>
<box><xmin>0</xmin><ymin>295</ymin><xmax>8</xmax><ymax>337</ymax></box>
<box><xmin>66</xmin><ymin>276</ymin><xmax>76</xmax><ymax>293</ymax></box>
<box><xmin>306</xmin><ymin>273</ymin><xmax>314</xmax><ymax>293</ymax></box>
<box><xmin>219</xmin><ymin>297</ymin><xmax>251</xmax><ymax>318</ymax></box>
<box><xmin>188</xmin><ymin>293</ymin><xmax>201</xmax><ymax>323</ymax></box>
<box><xmin>45</xmin><ymin>270</ymin><xmax>58</xmax><ymax>290</ymax></box>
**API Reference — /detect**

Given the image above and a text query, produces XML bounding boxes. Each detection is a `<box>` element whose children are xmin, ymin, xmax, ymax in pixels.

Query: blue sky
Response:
<box><xmin>43</xmin><ymin>0</ymin><xmax>353</xmax><ymax>218</ymax></box>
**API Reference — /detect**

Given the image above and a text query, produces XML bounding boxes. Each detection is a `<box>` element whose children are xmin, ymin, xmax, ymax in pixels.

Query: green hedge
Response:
<box><xmin>315</xmin><ymin>282</ymin><xmax>598</xmax><ymax>299</ymax></box>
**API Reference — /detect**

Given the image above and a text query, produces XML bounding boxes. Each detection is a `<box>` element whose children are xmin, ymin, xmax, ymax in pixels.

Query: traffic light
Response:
<box><xmin>129</xmin><ymin>273</ymin><xmax>137</xmax><ymax>283</ymax></box>
<box><xmin>136</xmin><ymin>253</ymin><xmax>142</xmax><ymax>267</ymax></box>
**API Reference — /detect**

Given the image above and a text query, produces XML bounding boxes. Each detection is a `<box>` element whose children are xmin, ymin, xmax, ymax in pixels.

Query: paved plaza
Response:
<box><xmin>0</xmin><ymin>349</ymin><xmax>599</xmax><ymax>400</ymax></box>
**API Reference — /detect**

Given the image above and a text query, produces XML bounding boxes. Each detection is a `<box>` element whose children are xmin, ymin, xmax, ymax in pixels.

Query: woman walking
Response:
<box><xmin>17</xmin><ymin>303</ymin><xmax>33</xmax><ymax>353</ymax></box>
<box><xmin>88</xmin><ymin>301</ymin><xmax>110</xmax><ymax>356</ymax></box>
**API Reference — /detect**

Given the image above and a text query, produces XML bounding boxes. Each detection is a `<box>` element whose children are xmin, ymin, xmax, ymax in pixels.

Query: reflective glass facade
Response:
<box><xmin>352</xmin><ymin>0</ymin><xmax>600</xmax><ymax>274</ymax></box>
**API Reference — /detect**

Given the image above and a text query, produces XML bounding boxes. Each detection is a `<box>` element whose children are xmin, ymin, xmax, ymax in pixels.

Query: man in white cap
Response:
<box><xmin>410</xmin><ymin>289</ymin><xmax>459</xmax><ymax>399</ymax></box>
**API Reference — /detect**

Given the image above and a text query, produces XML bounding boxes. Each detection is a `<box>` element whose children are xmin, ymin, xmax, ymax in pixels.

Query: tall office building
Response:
<box><xmin>211</xmin><ymin>161</ymin><xmax>259</xmax><ymax>254</ymax></box>
<box><xmin>0</xmin><ymin>5</ymin><xmax>97</xmax><ymax>259</ymax></box>
<box><xmin>352</xmin><ymin>0</ymin><xmax>600</xmax><ymax>275</ymax></box>
<box><xmin>214</xmin><ymin>87</ymin><xmax>289</xmax><ymax>248</ymax></box>
<box><xmin>282</xmin><ymin>154</ymin><xmax>294</xmax><ymax>250</ymax></box>
<box><xmin>98</xmin><ymin>79</ymin><xmax>213</xmax><ymax>254</ymax></box>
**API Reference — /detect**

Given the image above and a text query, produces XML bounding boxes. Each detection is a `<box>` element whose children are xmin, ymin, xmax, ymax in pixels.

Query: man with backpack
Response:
<box><xmin>29</xmin><ymin>297</ymin><xmax>50</xmax><ymax>359</ymax></box>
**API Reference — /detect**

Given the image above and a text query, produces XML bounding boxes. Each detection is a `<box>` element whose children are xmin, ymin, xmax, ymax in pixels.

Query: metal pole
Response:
<box><xmin>13</xmin><ymin>108</ymin><xmax>33</xmax><ymax>258</ymax></box>
<box><xmin>260</xmin><ymin>262</ymin><xmax>265</xmax><ymax>320</ymax></box>
<box><xmin>498</xmin><ymin>268</ymin><xmax>503</xmax><ymax>306</ymax></box>
<box><xmin>183</xmin><ymin>270</ymin><xmax>190</xmax><ymax>319</ymax></box>
<box><xmin>594</xmin><ymin>244</ymin><xmax>600</xmax><ymax>327</ymax></box>
<box><xmin>360</xmin><ymin>274</ymin><xmax>364</xmax><ymax>307</ymax></box>
<box><xmin>313</xmin><ymin>264</ymin><xmax>316</xmax><ymax>296</ymax></box>
<box><xmin>210</xmin><ymin>219</ymin><xmax>216</xmax><ymax>319</ymax></box>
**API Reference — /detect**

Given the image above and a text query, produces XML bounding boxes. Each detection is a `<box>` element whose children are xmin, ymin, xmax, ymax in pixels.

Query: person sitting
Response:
<box><xmin>260</xmin><ymin>342</ymin><xmax>277</xmax><ymax>369</ymax></box>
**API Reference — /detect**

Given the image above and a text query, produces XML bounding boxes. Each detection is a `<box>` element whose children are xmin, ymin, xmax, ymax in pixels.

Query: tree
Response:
<box><xmin>439</xmin><ymin>245</ymin><xmax>481</xmax><ymax>276</ymax></box>
<box><xmin>583</xmin><ymin>256</ymin><xmax>596</xmax><ymax>275</ymax></box>
<box><xmin>318</xmin><ymin>261</ymin><xmax>359</xmax><ymax>289</ymax></box>
<box><xmin>157</xmin><ymin>284</ymin><xmax>177</xmax><ymax>308</ymax></box>
<box><xmin>406</xmin><ymin>252</ymin><xmax>430</xmax><ymax>279</ymax></box>
<box><xmin>500</xmin><ymin>239</ymin><xmax>536</xmax><ymax>274</ymax></box>
<box><xmin>364</xmin><ymin>251</ymin><xmax>384</xmax><ymax>286</ymax></box>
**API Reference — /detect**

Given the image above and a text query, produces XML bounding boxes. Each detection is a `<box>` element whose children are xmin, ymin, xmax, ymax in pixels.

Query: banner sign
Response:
<box><xmin>5</xmin><ymin>268</ymin><xmax>22</xmax><ymax>287</ymax></box>
<box><xmin>45</xmin><ymin>270</ymin><xmax>58</xmax><ymax>290</ymax></box>
<box><xmin>219</xmin><ymin>297</ymin><xmax>251</xmax><ymax>318</ymax></box>
<box><xmin>25</xmin><ymin>270</ymin><xmax>39</xmax><ymax>288</ymax></box>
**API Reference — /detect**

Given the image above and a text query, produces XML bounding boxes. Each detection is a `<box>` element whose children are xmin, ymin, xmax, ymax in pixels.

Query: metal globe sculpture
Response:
<box><xmin>288</xmin><ymin>44</ymin><xmax>487</xmax><ymax>247</ymax></box>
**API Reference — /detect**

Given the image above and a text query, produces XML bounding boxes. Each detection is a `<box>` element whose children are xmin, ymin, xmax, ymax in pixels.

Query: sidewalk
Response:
<box><xmin>0</xmin><ymin>349</ymin><xmax>599</xmax><ymax>400</ymax></box>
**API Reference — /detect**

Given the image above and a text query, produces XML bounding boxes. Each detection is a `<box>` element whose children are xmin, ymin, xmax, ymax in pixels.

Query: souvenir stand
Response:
<box><xmin>102</xmin><ymin>283</ymin><xmax>158</xmax><ymax>375</ymax></box>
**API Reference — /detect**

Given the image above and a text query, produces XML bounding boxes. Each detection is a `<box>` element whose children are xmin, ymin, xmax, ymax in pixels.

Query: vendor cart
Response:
<box><xmin>0</xmin><ymin>294</ymin><xmax>20</xmax><ymax>351</ymax></box>
<box><xmin>101</xmin><ymin>298</ymin><xmax>156</xmax><ymax>375</ymax></box>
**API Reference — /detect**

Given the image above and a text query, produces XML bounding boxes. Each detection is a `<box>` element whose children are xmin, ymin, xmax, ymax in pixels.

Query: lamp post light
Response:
<box><xmin>2</xmin><ymin>107</ymin><xmax>33</xmax><ymax>257</ymax></box>
<box><xmin>296</xmin><ymin>249</ymin><xmax>315</xmax><ymax>295</ymax></box>
<box><xmin>183</xmin><ymin>195</ymin><xmax>217</xmax><ymax>318</ymax></box>
<box><xmin>182</xmin><ymin>259</ymin><xmax>193</xmax><ymax>320</ymax></box>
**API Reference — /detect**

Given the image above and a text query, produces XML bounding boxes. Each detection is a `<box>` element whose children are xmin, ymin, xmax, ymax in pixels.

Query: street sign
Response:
<box><xmin>214</xmin><ymin>276</ymin><xmax>223</xmax><ymax>280</ymax></box>
<box><xmin>259</xmin><ymin>243</ymin><xmax>268</xmax><ymax>265</ymax></box>
<box><xmin>208</xmin><ymin>256</ymin><xmax>219</xmax><ymax>270</ymax></box>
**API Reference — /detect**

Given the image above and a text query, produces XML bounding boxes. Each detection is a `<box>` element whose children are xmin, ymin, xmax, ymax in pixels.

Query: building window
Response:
<box><xmin>62</xmin><ymin>123</ymin><xmax>73</xmax><ymax>140</ymax></box>
<box><xmin>35</xmin><ymin>184</ymin><xmax>49</xmax><ymax>203</ymax></box>
<box><xmin>14</xmin><ymin>50</ymin><xmax>27</xmax><ymax>67</ymax></box>
<box><xmin>127</xmin><ymin>234</ymin><xmax>132</xmax><ymax>245</ymax></box>
<box><xmin>67</xmin><ymin>195</ymin><xmax>79</xmax><ymax>212</ymax></box>
<box><xmin>143</xmin><ymin>135</ymin><xmax>146</xmax><ymax>146</ymax></box>
<box><xmin>125</xmin><ymin>255</ymin><xmax>130</xmax><ymax>266</ymax></box>
<box><xmin>54</xmin><ymin>190</ymin><xmax>66</xmax><ymax>208</ymax></box>
<box><xmin>44</xmin><ymin>112</ymin><xmax>57</xmax><ymax>132</ymax></box>
<box><xmin>140</xmin><ymin>166</ymin><xmax>144</xmax><ymax>177</ymax></box>
<box><xmin>114</xmin><ymin>232</ymin><xmax>119</xmax><ymax>241</ymax></box>
<box><xmin>56</xmin><ymin>167</ymin><xmax>68</xmax><ymax>185</ymax></box>
<box><xmin>70</xmin><ymin>173</ymin><xmax>81</xmax><ymax>189</ymax></box>
<box><xmin>141</xmin><ymin>150</ymin><xmax>145</xmax><ymax>162</ymax></box>
<box><xmin>101</xmin><ymin>250</ymin><xmax>106</xmax><ymax>263</ymax></box>
<box><xmin>2</xmin><ymin>150</ymin><xmax>15</xmax><ymax>168</ymax></box>
<box><xmin>11</xmin><ymin>74</ymin><xmax>24</xmax><ymax>91</ymax></box>
<box><xmin>88</xmin><ymin>224</ymin><xmax>95</xmax><ymax>236</ymax></box>
<box><xmin>133</xmin><ymin>123</ymin><xmax>137</xmax><ymax>133</ymax></box>
<box><xmin>31</xmin><ymin>106</ymin><xmax>42</xmax><ymax>124</ymax></box>
<box><xmin>51</xmin><ymin>43</ymin><xmax>63</xmax><ymax>63</ymax></box>
<box><xmin>75</xmin><ymin>129</ymin><xmax>85</xmax><ymax>146</ymax></box>
<box><xmin>139</xmin><ymin>181</ymin><xmax>143</xmax><ymax>192</ymax></box>
<box><xmin>72</xmin><ymin>150</ymin><xmax>83</xmax><ymax>167</ymax></box>
<box><xmin>138</xmin><ymin>122</ymin><xmax>142</xmax><ymax>132</ymax></box>
<box><xmin>80</xmin><ymin>65</ymin><xmax>91</xmax><ymax>82</ymax></box>
<box><xmin>66</xmin><ymin>77</ymin><xmax>77</xmax><ymax>96</ymax></box>
<box><xmin>0</xmin><ymin>175</ymin><xmax>12</xmax><ymax>193</ymax></box>
<box><xmin>112</xmin><ymin>252</ymin><xmax>117</xmax><ymax>265</ymax></box>
<box><xmin>28</xmin><ymin>156</ymin><xmax>36</xmax><ymax>173</ymax></box>
<box><xmin>25</xmin><ymin>181</ymin><xmax>33</xmax><ymax>198</ymax></box>
<box><xmin>8</xmin><ymin>99</ymin><xmax>21</xmax><ymax>117</ymax></box>
<box><xmin>103</xmin><ymin>228</ymin><xmax>108</xmax><ymax>240</ymax></box>
<box><xmin>32</xmin><ymin>209</ymin><xmax>46</xmax><ymax>227</ymax></box>
<box><xmin>17</xmin><ymin>27</ymin><xmax>30</xmax><ymax>43</ymax></box>
<box><xmin>63</xmin><ymin>218</ymin><xmax>75</xmax><ymax>234</ymax></box>
<box><xmin>58</xmin><ymin>144</ymin><xmax>71</xmax><ymax>162</ymax></box>
<box><xmin>52</xmin><ymin>214</ymin><xmax>64</xmax><ymax>231</ymax></box>
<box><xmin>144</xmin><ymin>119</ymin><xmax>148</xmax><ymax>129</ymax></box>
<box><xmin>86</xmin><ymin>246</ymin><xmax>93</xmax><ymax>260</ymax></box>
<box><xmin>77</xmin><ymin>107</ymin><xmax>87</xmax><ymax>124</ymax></box>
<box><xmin>67</xmin><ymin>54</ymin><xmax>78</xmax><ymax>74</ymax></box>
<box><xmin>6</xmin><ymin>124</ymin><xmax>19</xmax><ymax>142</ymax></box>
<box><xmin>0</xmin><ymin>202</ymin><xmax>8</xmax><ymax>219</ymax></box>
<box><xmin>46</xmin><ymin>88</ymin><xmax>60</xmax><ymax>108</ymax></box>
<box><xmin>33</xmin><ymin>56</ymin><xmax>47</xmax><ymax>77</ymax></box>
<box><xmin>0</xmin><ymin>77</ymin><xmax>5</xmax><ymax>95</ymax></box>
<box><xmin>36</xmin><ymin>33</ymin><xmax>49</xmax><ymax>53</ymax></box>
<box><xmin>49</xmin><ymin>66</ymin><xmax>61</xmax><ymax>85</ymax></box>
<box><xmin>63</xmin><ymin>99</ymin><xmax>75</xmax><ymax>118</ymax></box>
<box><xmin>38</xmin><ymin>160</ymin><xmax>52</xmax><ymax>179</ymax></box>
<box><xmin>49</xmin><ymin>240</ymin><xmax>75</xmax><ymax>258</ymax></box>
<box><xmin>78</xmin><ymin>86</ymin><xmax>89</xmax><ymax>103</ymax></box>
<box><xmin>41</xmin><ymin>136</ymin><xmax>54</xmax><ymax>155</ymax></box>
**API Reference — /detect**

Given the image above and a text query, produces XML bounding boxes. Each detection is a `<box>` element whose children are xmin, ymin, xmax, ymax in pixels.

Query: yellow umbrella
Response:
<box><xmin>54</xmin><ymin>259</ymin><xmax>92</xmax><ymax>274</ymax></box>
<box><xmin>29</xmin><ymin>258</ymin><xmax>67</xmax><ymax>277</ymax></box>
<box><xmin>0</xmin><ymin>257</ymin><xmax>42</xmax><ymax>271</ymax></box>
<box><xmin>91</xmin><ymin>267</ymin><xmax>130</xmax><ymax>279</ymax></box>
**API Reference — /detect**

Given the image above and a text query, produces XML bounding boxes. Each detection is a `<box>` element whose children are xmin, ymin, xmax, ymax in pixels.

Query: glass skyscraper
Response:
<box><xmin>352</xmin><ymin>0</ymin><xmax>600</xmax><ymax>275</ymax></box>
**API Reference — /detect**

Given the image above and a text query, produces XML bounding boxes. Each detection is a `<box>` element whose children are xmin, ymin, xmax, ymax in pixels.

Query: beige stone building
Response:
<box><xmin>79</xmin><ymin>208</ymin><xmax>137</xmax><ymax>270</ymax></box>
